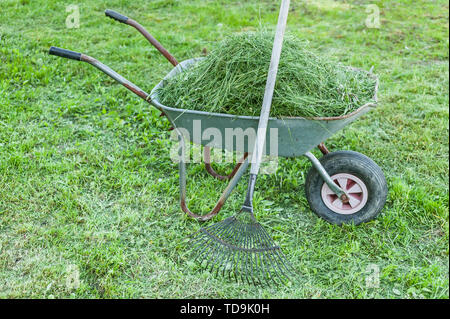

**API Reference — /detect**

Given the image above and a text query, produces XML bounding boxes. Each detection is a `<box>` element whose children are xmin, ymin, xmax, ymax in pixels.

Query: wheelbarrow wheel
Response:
<box><xmin>305</xmin><ymin>150</ymin><xmax>387</xmax><ymax>225</ymax></box>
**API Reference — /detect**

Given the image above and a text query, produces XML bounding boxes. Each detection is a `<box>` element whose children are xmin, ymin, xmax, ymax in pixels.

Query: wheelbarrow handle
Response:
<box><xmin>105</xmin><ymin>9</ymin><xmax>128</xmax><ymax>24</ymax></box>
<box><xmin>49</xmin><ymin>47</ymin><xmax>82</xmax><ymax>61</ymax></box>
<box><xmin>48</xmin><ymin>46</ymin><xmax>161</xmax><ymax>110</ymax></box>
<box><xmin>104</xmin><ymin>9</ymin><xmax>178</xmax><ymax>66</ymax></box>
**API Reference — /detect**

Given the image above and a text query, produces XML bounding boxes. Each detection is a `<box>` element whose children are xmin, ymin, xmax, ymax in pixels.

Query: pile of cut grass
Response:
<box><xmin>157</xmin><ymin>31</ymin><xmax>377</xmax><ymax>118</ymax></box>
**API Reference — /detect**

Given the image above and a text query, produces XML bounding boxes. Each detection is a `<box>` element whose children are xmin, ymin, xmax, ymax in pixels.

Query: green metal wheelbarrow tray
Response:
<box><xmin>48</xmin><ymin>10</ymin><xmax>388</xmax><ymax>226</ymax></box>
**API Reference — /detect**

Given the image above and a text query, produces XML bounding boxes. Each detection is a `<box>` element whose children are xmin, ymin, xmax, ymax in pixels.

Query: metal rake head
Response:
<box><xmin>188</xmin><ymin>215</ymin><xmax>296</xmax><ymax>285</ymax></box>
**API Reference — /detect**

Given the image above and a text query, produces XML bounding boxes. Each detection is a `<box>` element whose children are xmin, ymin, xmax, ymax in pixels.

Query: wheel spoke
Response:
<box><xmin>347</xmin><ymin>183</ymin><xmax>362</xmax><ymax>194</ymax></box>
<box><xmin>332</xmin><ymin>198</ymin><xmax>344</xmax><ymax>209</ymax></box>
<box><xmin>348</xmin><ymin>196</ymin><xmax>361</xmax><ymax>208</ymax></box>
<box><xmin>323</xmin><ymin>186</ymin><xmax>336</xmax><ymax>195</ymax></box>
<box><xmin>336</xmin><ymin>178</ymin><xmax>348</xmax><ymax>190</ymax></box>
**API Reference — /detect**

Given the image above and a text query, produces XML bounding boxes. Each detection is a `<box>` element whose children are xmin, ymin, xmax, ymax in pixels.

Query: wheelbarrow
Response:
<box><xmin>48</xmin><ymin>9</ymin><xmax>388</xmax><ymax>226</ymax></box>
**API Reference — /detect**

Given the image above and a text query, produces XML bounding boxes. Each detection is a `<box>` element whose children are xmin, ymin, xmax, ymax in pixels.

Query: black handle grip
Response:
<box><xmin>105</xmin><ymin>9</ymin><xmax>129</xmax><ymax>23</ymax></box>
<box><xmin>49</xmin><ymin>46</ymin><xmax>82</xmax><ymax>61</ymax></box>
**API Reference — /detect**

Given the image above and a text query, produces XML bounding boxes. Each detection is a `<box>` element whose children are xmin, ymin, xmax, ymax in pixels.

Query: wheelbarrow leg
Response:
<box><xmin>177</xmin><ymin>133</ymin><xmax>250</xmax><ymax>221</ymax></box>
<box><xmin>203</xmin><ymin>146</ymin><xmax>249</xmax><ymax>181</ymax></box>
<box><xmin>304</xmin><ymin>151</ymin><xmax>348</xmax><ymax>202</ymax></box>
<box><xmin>317</xmin><ymin>143</ymin><xmax>330</xmax><ymax>155</ymax></box>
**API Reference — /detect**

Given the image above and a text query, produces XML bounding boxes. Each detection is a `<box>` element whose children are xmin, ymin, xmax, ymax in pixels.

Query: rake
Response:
<box><xmin>189</xmin><ymin>0</ymin><xmax>296</xmax><ymax>284</ymax></box>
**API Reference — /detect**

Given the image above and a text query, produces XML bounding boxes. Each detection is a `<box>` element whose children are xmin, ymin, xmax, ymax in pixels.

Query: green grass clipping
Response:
<box><xmin>157</xmin><ymin>31</ymin><xmax>378</xmax><ymax>118</ymax></box>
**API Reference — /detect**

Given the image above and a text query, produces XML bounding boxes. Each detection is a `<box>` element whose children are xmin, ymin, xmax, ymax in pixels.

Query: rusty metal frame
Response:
<box><xmin>204</xmin><ymin>146</ymin><xmax>249</xmax><ymax>181</ymax></box>
<box><xmin>178</xmin><ymin>135</ymin><xmax>250</xmax><ymax>221</ymax></box>
<box><xmin>318</xmin><ymin>142</ymin><xmax>330</xmax><ymax>155</ymax></box>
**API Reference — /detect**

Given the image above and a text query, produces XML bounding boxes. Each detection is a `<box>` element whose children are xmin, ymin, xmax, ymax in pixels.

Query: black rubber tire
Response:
<box><xmin>305</xmin><ymin>151</ymin><xmax>388</xmax><ymax>225</ymax></box>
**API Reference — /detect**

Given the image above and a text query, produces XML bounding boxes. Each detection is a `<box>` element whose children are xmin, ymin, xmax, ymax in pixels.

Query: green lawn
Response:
<box><xmin>0</xmin><ymin>0</ymin><xmax>448</xmax><ymax>298</ymax></box>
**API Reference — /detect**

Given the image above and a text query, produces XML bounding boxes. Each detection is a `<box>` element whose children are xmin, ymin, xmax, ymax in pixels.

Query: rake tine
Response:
<box><xmin>218</xmin><ymin>220</ymin><xmax>237</xmax><ymax>275</ymax></box>
<box><xmin>248</xmin><ymin>225</ymin><xmax>260</xmax><ymax>286</ymax></box>
<box><xmin>253</xmin><ymin>224</ymin><xmax>272</xmax><ymax>286</ymax></box>
<box><xmin>228</xmin><ymin>219</ymin><xmax>246</xmax><ymax>282</ymax></box>
<box><xmin>188</xmin><ymin>232</ymin><xmax>210</xmax><ymax>255</ymax></box>
<box><xmin>202</xmin><ymin>220</ymin><xmax>237</xmax><ymax>269</ymax></box>
<box><xmin>188</xmin><ymin>219</ymin><xmax>220</xmax><ymax>242</ymax></box>
<box><xmin>195</xmin><ymin>216</ymin><xmax>233</xmax><ymax>242</ymax></box>
<box><xmin>237</xmin><ymin>221</ymin><xmax>250</xmax><ymax>284</ymax></box>
<box><xmin>260</xmin><ymin>226</ymin><xmax>295</xmax><ymax>279</ymax></box>
<box><xmin>256</xmin><ymin>227</ymin><xmax>287</xmax><ymax>284</ymax></box>
<box><xmin>260</xmin><ymin>225</ymin><xmax>287</xmax><ymax>285</ymax></box>
<box><xmin>244</xmin><ymin>224</ymin><xmax>256</xmax><ymax>286</ymax></box>
<box><xmin>257</xmin><ymin>225</ymin><xmax>293</xmax><ymax>282</ymax></box>
<box><xmin>200</xmin><ymin>216</ymin><xmax>234</xmax><ymax>237</ymax></box>
<box><xmin>198</xmin><ymin>221</ymin><xmax>236</xmax><ymax>268</ymax></box>
<box><xmin>211</xmin><ymin>222</ymin><xmax>233</xmax><ymax>269</ymax></box>
<box><xmin>219</xmin><ymin>224</ymin><xmax>238</xmax><ymax>278</ymax></box>
<box><xmin>203</xmin><ymin>240</ymin><xmax>221</xmax><ymax>270</ymax></box>
<box><xmin>210</xmin><ymin>242</ymin><xmax>231</xmax><ymax>275</ymax></box>
<box><xmin>246</xmin><ymin>223</ymin><xmax>256</xmax><ymax>284</ymax></box>
<box><xmin>194</xmin><ymin>217</ymin><xmax>239</xmax><ymax>278</ymax></box>
<box><xmin>236</xmin><ymin>223</ymin><xmax>247</xmax><ymax>284</ymax></box>
<box><xmin>222</xmin><ymin>219</ymin><xmax>238</xmax><ymax>245</ymax></box>
<box><xmin>192</xmin><ymin>234</ymin><xmax>219</xmax><ymax>266</ymax></box>
<box><xmin>241</xmin><ymin>224</ymin><xmax>252</xmax><ymax>285</ymax></box>
<box><xmin>269</xmin><ymin>255</ymin><xmax>286</xmax><ymax>284</ymax></box>
<box><xmin>254</xmin><ymin>224</ymin><xmax>278</xmax><ymax>285</ymax></box>
<box><xmin>206</xmin><ymin>219</ymin><xmax>239</xmax><ymax>273</ymax></box>
<box><xmin>247</xmin><ymin>223</ymin><xmax>260</xmax><ymax>286</ymax></box>
<box><xmin>190</xmin><ymin>218</ymin><xmax>232</xmax><ymax>262</ymax></box>
<box><xmin>252</xmin><ymin>224</ymin><xmax>266</xmax><ymax>286</ymax></box>
<box><xmin>227</xmin><ymin>219</ymin><xmax>242</xmax><ymax>282</ymax></box>
<box><xmin>214</xmin><ymin>225</ymin><xmax>233</xmax><ymax>277</ymax></box>
<box><xmin>190</xmin><ymin>233</ymin><xmax>213</xmax><ymax>264</ymax></box>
